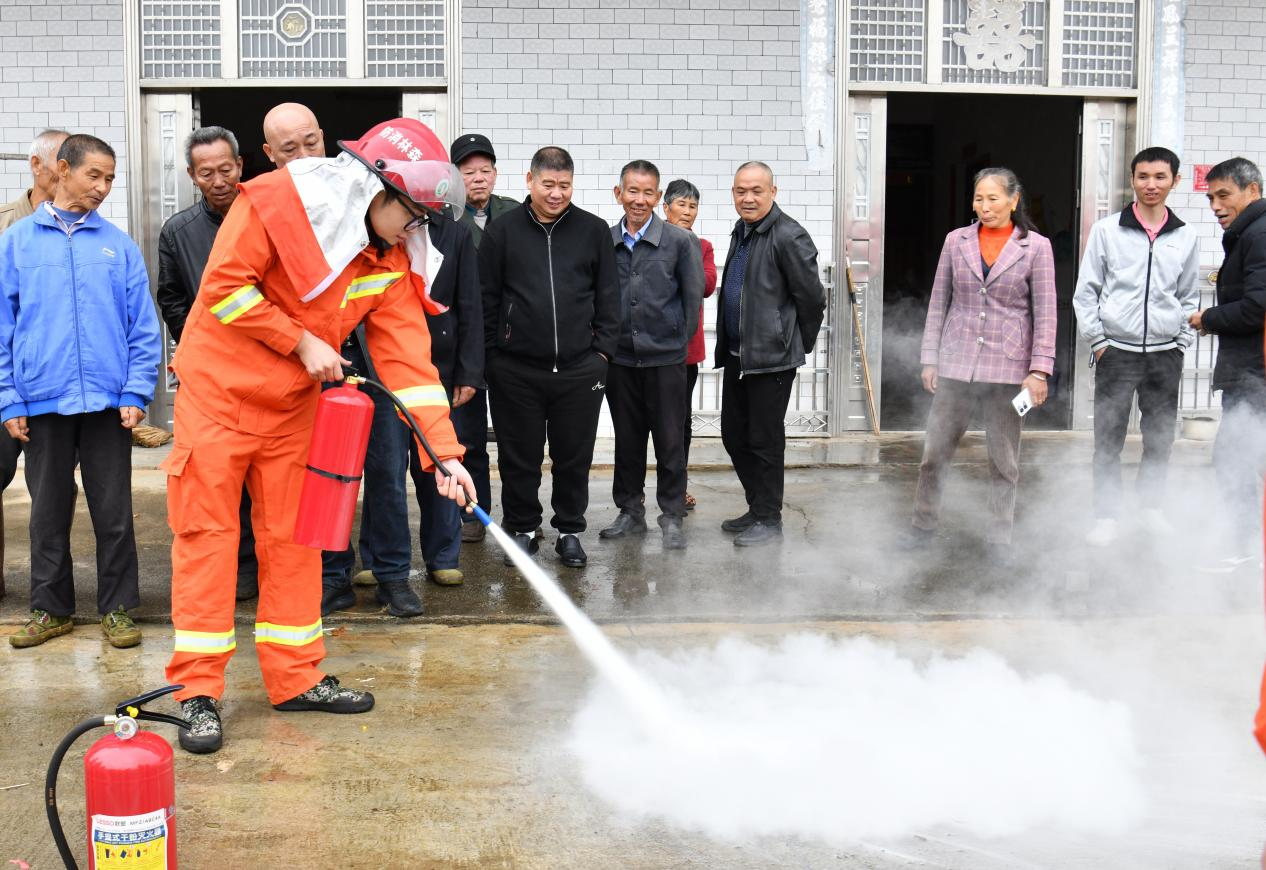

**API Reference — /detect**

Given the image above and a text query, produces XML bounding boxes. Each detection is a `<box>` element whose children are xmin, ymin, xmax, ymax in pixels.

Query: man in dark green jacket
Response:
<box><xmin>452</xmin><ymin>134</ymin><xmax>519</xmax><ymax>250</ymax></box>
<box><xmin>450</xmin><ymin>133</ymin><xmax>516</xmax><ymax>539</ymax></box>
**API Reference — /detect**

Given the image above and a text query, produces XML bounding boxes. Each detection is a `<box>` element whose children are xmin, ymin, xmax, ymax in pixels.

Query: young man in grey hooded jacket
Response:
<box><xmin>1073</xmin><ymin>146</ymin><xmax>1200</xmax><ymax>547</ymax></box>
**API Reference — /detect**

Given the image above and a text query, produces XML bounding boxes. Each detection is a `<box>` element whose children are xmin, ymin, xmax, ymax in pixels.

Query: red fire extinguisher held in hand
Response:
<box><xmin>293</xmin><ymin>373</ymin><xmax>481</xmax><ymax>550</ymax></box>
<box><xmin>46</xmin><ymin>685</ymin><xmax>189</xmax><ymax>869</ymax></box>
<box><xmin>292</xmin><ymin>376</ymin><xmax>375</xmax><ymax>551</ymax></box>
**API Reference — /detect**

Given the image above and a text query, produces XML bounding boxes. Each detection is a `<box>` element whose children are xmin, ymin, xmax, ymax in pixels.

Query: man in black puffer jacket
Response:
<box><xmin>1191</xmin><ymin>156</ymin><xmax>1266</xmax><ymax>563</ymax></box>
<box><xmin>715</xmin><ymin>161</ymin><xmax>827</xmax><ymax>547</ymax></box>
<box><xmin>480</xmin><ymin>146</ymin><xmax>620</xmax><ymax>568</ymax></box>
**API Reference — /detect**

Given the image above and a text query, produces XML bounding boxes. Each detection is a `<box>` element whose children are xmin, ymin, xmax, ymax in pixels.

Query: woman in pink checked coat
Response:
<box><xmin>902</xmin><ymin>168</ymin><xmax>1058</xmax><ymax>553</ymax></box>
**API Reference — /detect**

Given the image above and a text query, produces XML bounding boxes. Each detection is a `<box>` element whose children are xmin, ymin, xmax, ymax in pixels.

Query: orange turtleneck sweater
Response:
<box><xmin>979</xmin><ymin>223</ymin><xmax>1013</xmax><ymax>268</ymax></box>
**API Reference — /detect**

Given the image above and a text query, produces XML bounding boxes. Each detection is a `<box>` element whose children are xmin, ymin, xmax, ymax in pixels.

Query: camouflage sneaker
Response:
<box><xmin>9</xmin><ymin>610</ymin><xmax>74</xmax><ymax>648</ymax></box>
<box><xmin>101</xmin><ymin>608</ymin><xmax>142</xmax><ymax>648</ymax></box>
<box><xmin>273</xmin><ymin>675</ymin><xmax>375</xmax><ymax>714</ymax></box>
<box><xmin>178</xmin><ymin>696</ymin><xmax>223</xmax><ymax>754</ymax></box>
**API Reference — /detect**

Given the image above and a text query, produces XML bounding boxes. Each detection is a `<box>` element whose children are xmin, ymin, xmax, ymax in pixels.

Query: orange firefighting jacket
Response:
<box><xmin>171</xmin><ymin>174</ymin><xmax>462</xmax><ymax>466</ymax></box>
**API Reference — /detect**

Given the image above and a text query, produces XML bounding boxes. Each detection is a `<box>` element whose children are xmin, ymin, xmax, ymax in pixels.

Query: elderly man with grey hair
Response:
<box><xmin>0</xmin><ymin>128</ymin><xmax>70</xmax><ymax>233</ymax></box>
<box><xmin>1189</xmin><ymin>156</ymin><xmax>1266</xmax><ymax>569</ymax></box>
<box><xmin>156</xmin><ymin>125</ymin><xmax>257</xmax><ymax>600</ymax></box>
<box><xmin>0</xmin><ymin>128</ymin><xmax>71</xmax><ymax>599</ymax></box>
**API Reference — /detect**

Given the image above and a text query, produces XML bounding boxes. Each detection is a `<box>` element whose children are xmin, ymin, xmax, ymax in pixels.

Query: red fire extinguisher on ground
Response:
<box><xmin>46</xmin><ymin>685</ymin><xmax>189</xmax><ymax>869</ymax></box>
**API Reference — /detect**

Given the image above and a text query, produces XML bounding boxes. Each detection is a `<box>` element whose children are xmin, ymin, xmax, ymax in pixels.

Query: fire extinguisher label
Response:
<box><xmin>90</xmin><ymin>809</ymin><xmax>169</xmax><ymax>869</ymax></box>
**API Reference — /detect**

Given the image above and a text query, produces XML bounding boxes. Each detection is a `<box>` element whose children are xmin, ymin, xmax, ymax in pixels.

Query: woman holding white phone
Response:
<box><xmin>899</xmin><ymin>167</ymin><xmax>1058</xmax><ymax>556</ymax></box>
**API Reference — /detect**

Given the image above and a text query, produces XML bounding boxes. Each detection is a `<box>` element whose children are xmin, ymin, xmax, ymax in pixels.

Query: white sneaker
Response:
<box><xmin>1139</xmin><ymin>508</ymin><xmax>1175</xmax><ymax>537</ymax></box>
<box><xmin>1085</xmin><ymin>517</ymin><xmax>1119</xmax><ymax>547</ymax></box>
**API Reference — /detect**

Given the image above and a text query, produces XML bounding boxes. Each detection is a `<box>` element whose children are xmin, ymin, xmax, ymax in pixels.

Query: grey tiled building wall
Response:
<box><xmin>459</xmin><ymin>0</ymin><xmax>835</xmax><ymax>267</ymax></box>
<box><xmin>0</xmin><ymin>0</ymin><xmax>129</xmax><ymax>231</ymax></box>
<box><xmin>1168</xmin><ymin>0</ymin><xmax>1266</xmax><ymax>265</ymax></box>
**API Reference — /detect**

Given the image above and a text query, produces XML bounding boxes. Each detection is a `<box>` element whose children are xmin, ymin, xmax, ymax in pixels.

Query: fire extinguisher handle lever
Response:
<box><xmin>115</xmin><ymin>684</ymin><xmax>189</xmax><ymax>729</ymax></box>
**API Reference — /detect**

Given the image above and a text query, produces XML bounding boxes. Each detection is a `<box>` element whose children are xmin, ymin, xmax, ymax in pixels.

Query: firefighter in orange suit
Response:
<box><xmin>164</xmin><ymin>118</ymin><xmax>474</xmax><ymax>754</ymax></box>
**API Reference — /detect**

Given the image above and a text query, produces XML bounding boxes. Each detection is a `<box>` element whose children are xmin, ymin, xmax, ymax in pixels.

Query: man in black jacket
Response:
<box><xmin>322</xmin><ymin>210</ymin><xmax>482</xmax><ymax>614</ymax></box>
<box><xmin>715</xmin><ymin>161</ymin><xmax>826</xmax><ymax>547</ymax></box>
<box><xmin>156</xmin><ymin>126</ymin><xmax>258</xmax><ymax>600</ymax></box>
<box><xmin>481</xmin><ymin>146</ymin><xmax>620</xmax><ymax>568</ymax></box>
<box><xmin>450</xmin><ymin>132</ymin><xmax>518</xmax><ymax>543</ymax></box>
<box><xmin>600</xmin><ymin>160</ymin><xmax>704</xmax><ymax>550</ymax></box>
<box><xmin>1190</xmin><ymin>156</ymin><xmax>1266</xmax><ymax>564</ymax></box>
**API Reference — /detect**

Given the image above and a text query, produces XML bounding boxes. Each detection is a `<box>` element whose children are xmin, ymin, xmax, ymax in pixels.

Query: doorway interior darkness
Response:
<box><xmin>195</xmin><ymin>88</ymin><xmax>403</xmax><ymax>182</ymax></box>
<box><xmin>880</xmin><ymin>92</ymin><xmax>1082</xmax><ymax>431</ymax></box>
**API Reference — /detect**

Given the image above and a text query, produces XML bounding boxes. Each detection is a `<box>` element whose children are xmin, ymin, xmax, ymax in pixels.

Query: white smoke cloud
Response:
<box><xmin>568</xmin><ymin>633</ymin><xmax>1144</xmax><ymax>843</ymax></box>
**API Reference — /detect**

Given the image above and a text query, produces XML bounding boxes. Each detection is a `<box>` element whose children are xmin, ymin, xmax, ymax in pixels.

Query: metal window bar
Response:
<box><xmin>847</xmin><ymin>0</ymin><xmax>927</xmax><ymax>84</ymax></box>
<box><xmin>141</xmin><ymin>0</ymin><xmax>222</xmax><ymax>79</ymax></box>
<box><xmin>366</xmin><ymin>0</ymin><xmax>446</xmax><ymax>79</ymax></box>
<box><xmin>1061</xmin><ymin>0</ymin><xmax>1136</xmax><ymax>88</ymax></box>
<box><xmin>689</xmin><ymin>269</ymin><xmax>832</xmax><ymax>436</ymax></box>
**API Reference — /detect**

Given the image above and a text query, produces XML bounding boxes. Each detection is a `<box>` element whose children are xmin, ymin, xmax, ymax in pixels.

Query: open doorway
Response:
<box><xmin>880</xmin><ymin>93</ymin><xmax>1082</xmax><ymax>430</ymax></box>
<box><xmin>195</xmin><ymin>88</ymin><xmax>403</xmax><ymax>181</ymax></box>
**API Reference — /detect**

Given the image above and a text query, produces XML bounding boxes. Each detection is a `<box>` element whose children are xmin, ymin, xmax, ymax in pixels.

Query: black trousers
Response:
<box><xmin>24</xmin><ymin>410</ymin><xmax>139</xmax><ymax>616</ymax></box>
<box><xmin>684</xmin><ymin>363</ymin><xmax>699</xmax><ymax>466</ymax></box>
<box><xmin>607</xmin><ymin>362</ymin><xmax>688</xmax><ymax>521</ymax></box>
<box><xmin>720</xmin><ymin>361</ymin><xmax>797</xmax><ymax>523</ymax></box>
<box><xmin>1091</xmin><ymin>347</ymin><xmax>1184</xmax><ymax>518</ymax></box>
<box><xmin>486</xmin><ymin>352</ymin><xmax>607</xmax><ymax>535</ymax></box>
<box><xmin>1214</xmin><ymin>374</ymin><xmax>1266</xmax><ymax>546</ymax></box>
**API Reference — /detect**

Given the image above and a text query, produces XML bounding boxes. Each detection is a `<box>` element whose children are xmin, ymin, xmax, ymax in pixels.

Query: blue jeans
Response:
<box><xmin>321</xmin><ymin>377</ymin><xmax>414</xmax><ymax>587</ymax></box>
<box><xmin>409</xmin><ymin>437</ymin><xmax>461</xmax><ymax>571</ymax></box>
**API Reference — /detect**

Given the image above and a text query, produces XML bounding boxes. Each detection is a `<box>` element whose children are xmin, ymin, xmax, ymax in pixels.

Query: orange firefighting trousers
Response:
<box><xmin>164</xmin><ymin>396</ymin><xmax>325</xmax><ymax>705</ymax></box>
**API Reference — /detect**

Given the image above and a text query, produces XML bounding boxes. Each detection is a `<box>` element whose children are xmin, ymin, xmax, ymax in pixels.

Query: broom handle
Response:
<box><xmin>844</xmin><ymin>262</ymin><xmax>880</xmax><ymax>436</ymax></box>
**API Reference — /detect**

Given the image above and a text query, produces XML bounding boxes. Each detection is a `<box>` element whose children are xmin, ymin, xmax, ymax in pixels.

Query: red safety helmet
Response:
<box><xmin>339</xmin><ymin>118</ymin><xmax>464</xmax><ymax>214</ymax></box>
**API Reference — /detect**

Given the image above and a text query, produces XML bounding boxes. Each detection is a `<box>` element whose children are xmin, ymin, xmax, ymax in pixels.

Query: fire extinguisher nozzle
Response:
<box><xmin>469</xmin><ymin>503</ymin><xmax>492</xmax><ymax>527</ymax></box>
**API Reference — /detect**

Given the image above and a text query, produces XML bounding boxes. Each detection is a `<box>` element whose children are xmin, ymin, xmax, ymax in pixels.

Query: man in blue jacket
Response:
<box><xmin>0</xmin><ymin>134</ymin><xmax>162</xmax><ymax>649</ymax></box>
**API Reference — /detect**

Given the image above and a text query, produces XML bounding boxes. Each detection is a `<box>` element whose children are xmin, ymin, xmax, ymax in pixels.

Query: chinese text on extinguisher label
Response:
<box><xmin>91</xmin><ymin>809</ymin><xmax>169</xmax><ymax>869</ymax></box>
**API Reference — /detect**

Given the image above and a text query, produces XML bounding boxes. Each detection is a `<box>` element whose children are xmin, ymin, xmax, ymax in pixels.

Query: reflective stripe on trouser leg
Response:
<box><xmin>247</xmin><ymin>428</ymin><xmax>326</xmax><ymax>705</ymax></box>
<box><xmin>165</xmin><ymin>397</ymin><xmax>253</xmax><ymax>703</ymax></box>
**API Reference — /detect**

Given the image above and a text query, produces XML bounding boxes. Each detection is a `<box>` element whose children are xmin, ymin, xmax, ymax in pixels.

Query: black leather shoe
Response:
<box><xmin>235</xmin><ymin>574</ymin><xmax>258</xmax><ymax>602</ymax></box>
<box><xmin>661</xmin><ymin>519</ymin><xmax>686</xmax><ymax>550</ymax></box>
<box><xmin>600</xmin><ymin>511</ymin><xmax>648</xmax><ymax>539</ymax></box>
<box><xmin>721</xmin><ymin>512</ymin><xmax>758</xmax><ymax>534</ymax></box>
<box><xmin>503</xmin><ymin>531</ymin><xmax>541</xmax><ymax>567</ymax></box>
<box><xmin>320</xmin><ymin>584</ymin><xmax>357</xmax><ymax>616</ymax></box>
<box><xmin>733</xmin><ymin>521</ymin><xmax>783</xmax><ymax>547</ymax></box>
<box><xmin>555</xmin><ymin>534</ymin><xmax>587</xmax><ymax>568</ymax></box>
<box><xmin>375</xmin><ymin>580</ymin><xmax>424</xmax><ymax>617</ymax></box>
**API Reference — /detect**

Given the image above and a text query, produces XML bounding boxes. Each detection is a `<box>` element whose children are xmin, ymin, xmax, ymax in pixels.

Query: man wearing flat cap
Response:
<box><xmin>450</xmin><ymin>133</ymin><xmax>517</xmax><ymax>540</ymax></box>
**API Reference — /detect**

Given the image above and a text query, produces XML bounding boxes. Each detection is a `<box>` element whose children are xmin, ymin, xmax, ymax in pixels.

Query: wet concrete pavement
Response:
<box><xmin>2</xmin><ymin>617</ymin><xmax>1264</xmax><ymax>868</ymax></box>
<box><xmin>1</xmin><ymin>432</ymin><xmax>1264</xmax><ymax>867</ymax></box>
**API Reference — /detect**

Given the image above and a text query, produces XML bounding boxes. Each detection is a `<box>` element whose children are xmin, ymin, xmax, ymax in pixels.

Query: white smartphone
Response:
<box><xmin>1012</xmin><ymin>387</ymin><xmax>1033</xmax><ymax>417</ymax></box>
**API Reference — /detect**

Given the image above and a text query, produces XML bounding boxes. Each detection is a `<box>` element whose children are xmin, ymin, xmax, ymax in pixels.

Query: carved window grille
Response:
<box><xmin>240</xmin><ymin>0</ymin><xmax>347</xmax><ymax>78</ymax></box>
<box><xmin>141</xmin><ymin>0</ymin><xmax>222</xmax><ymax>78</ymax></box>
<box><xmin>367</xmin><ymin>1</ymin><xmax>446</xmax><ymax>79</ymax></box>
<box><xmin>942</xmin><ymin>0</ymin><xmax>1046</xmax><ymax>86</ymax></box>
<box><xmin>848</xmin><ymin>0</ymin><xmax>926</xmax><ymax>84</ymax></box>
<box><xmin>1062</xmin><ymin>0</ymin><xmax>1136</xmax><ymax>88</ymax></box>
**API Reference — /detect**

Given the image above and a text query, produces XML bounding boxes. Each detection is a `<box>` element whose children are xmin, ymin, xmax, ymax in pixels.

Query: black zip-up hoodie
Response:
<box><xmin>479</xmin><ymin>198</ymin><xmax>620</xmax><ymax>370</ymax></box>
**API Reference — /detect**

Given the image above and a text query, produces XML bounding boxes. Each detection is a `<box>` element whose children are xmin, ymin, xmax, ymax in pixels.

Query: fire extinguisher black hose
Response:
<box><xmin>46</xmin><ymin>716</ymin><xmax>110</xmax><ymax>870</ymax></box>
<box><xmin>357</xmin><ymin>376</ymin><xmax>458</xmax><ymax>481</ymax></box>
<box><xmin>349</xmin><ymin>375</ymin><xmax>491</xmax><ymax>525</ymax></box>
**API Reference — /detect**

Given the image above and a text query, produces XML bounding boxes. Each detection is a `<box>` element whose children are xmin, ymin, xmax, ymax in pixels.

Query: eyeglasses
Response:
<box><xmin>403</xmin><ymin>205</ymin><xmax>428</xmax><ymax>232</ymax></box>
